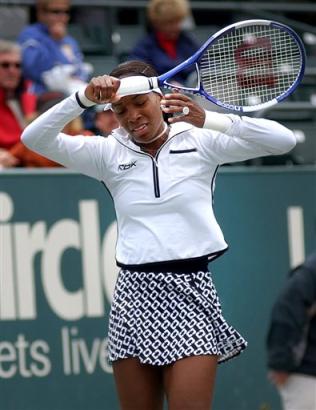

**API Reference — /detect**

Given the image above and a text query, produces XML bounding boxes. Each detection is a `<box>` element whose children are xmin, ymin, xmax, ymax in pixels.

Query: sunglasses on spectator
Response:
<box><xmin>45</xmin><ymin>8</ymin><xmax>70</xmax><ymax>15</ymax></box>
<box><xmin>0</xmin><ymin>62</ymin><xmax>21</xmax><ymax>69</ymax></box>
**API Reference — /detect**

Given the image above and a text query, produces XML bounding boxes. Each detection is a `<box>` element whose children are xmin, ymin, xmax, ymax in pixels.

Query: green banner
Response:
<box><xmin>1</xmin><ymin>167</ymin><xmax>315</xmax><ymax>410</ymax></box>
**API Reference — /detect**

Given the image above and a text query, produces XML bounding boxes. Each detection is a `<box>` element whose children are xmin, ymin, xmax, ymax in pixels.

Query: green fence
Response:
<box><xmin>1</xmin><ymin>167</ymin><xmax>316</xmax><ymax>410</ymax></box>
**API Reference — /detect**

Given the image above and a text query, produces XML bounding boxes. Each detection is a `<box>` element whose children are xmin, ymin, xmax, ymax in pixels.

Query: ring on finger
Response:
<box><xmin>182</xmin><ymin>106</ymin><xmax>190</xmax><ymax>115</ymax></box>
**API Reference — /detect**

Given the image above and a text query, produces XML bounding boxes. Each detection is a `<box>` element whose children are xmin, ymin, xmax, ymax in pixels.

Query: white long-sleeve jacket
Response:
<box><xmin>21</xmin><ymin>93</ymin><xmax>296</xmax><ymax>266</ymax></box>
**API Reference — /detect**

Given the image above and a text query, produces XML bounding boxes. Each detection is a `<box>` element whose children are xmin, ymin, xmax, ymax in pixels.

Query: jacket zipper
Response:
<box><xmin>118</xmin><ymin>149</ymin><xmax>162</xmax><ymax>198</ymax></box>
<box><xmin>113</xmin><ymin>131</ymin><xmax>185</xmax><ymax>198</ymax></box>
<box><xmin>151</xmin><ymin>137</ymin><xmax>173</xmax><ymax>198</ymax></box>
<box><xmin>152</xmin><ymin>158</ymin><xmax>160</xmax><ymax>197</ymax></box>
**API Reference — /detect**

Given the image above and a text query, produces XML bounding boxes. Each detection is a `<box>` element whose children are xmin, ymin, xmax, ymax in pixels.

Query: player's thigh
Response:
<box><xmin>112</xmin><ymin>358</ymin><xmax>164</xmax><ymax>410</ymax></box>
<box><xmin>163</xmin><ymin>355</ymin><xmax>218</xmax><ymax>410</ymax></box>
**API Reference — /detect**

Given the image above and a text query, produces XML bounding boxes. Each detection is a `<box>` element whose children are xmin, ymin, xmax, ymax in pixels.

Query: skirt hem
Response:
<box><xmin>109</xmin><ymin>340</ymin><xmax>248</xmax><ymax>367</ymax></box>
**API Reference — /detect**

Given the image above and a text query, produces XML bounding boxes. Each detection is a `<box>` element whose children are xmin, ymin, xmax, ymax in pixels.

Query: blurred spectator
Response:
<box><xmin>0</xmin><ymin>44</ymin><xmax>90</xmax><ymax>169</ymax></box>
<box><xmin>128</xmin><ymin>0</ymin><xmax>199</xmax><ymax>85</ymax></box>
<box><xmin>266</xmin><ymin>251</ymin><xmax>316</xmax><ymax>410</ymax></box>
<box><xmin>0</xmin><ymin>39</ymin><xmax>37</xmax><ymax>168</ymax></box>
<box><xmin>94</xmin><ymin>104</ymin><xmax>119</xmax><ymax>137</ymax></box>
<box><xmin>14</xmin><ymin>91</ymin><xmax>93</xmax><ymax>167</ymax></box>
<box><xmin>18</xmin><ymin>0</ymin><xmax>92</xmax><ymax>96</ymax></box>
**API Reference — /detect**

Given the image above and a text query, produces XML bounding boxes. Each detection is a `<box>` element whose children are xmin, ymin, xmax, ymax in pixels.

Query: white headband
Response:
<box><xmin>104</xmin><ymin>88</ymin><xmax>163</xmax><ymax>111</ymax></box>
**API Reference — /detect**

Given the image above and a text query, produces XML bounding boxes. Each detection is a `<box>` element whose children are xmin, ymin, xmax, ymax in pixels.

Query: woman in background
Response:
<box><xmin>129</xmin><ymin>0</ymin><xmax>199</xmax><ymax>85</ymax></box>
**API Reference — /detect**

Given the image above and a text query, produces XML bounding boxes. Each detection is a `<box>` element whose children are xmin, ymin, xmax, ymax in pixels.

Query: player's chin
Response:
<box><xmin>131</xmin><ymin>125</ymin><xmax>150</xmax><ymax>140</ymax></box>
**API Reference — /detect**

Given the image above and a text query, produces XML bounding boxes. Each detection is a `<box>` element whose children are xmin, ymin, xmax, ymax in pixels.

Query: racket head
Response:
<box><xmin>196</xmin><ymin>19</ymin><xmax>306</xmax><ymax>112</ymax></box>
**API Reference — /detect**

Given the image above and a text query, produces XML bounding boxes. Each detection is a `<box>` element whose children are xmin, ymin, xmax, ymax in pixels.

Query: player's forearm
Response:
<box><xmin>203</xmin><ymin>111</ymin><xmax>233</xmax><ymax>133</ymax></box>
<box><xmin>227</xmin><ymin>115</ymin><xmax>296</xmax><ymax>155</ymax></box>
<box><xmin>21</xmin><ymin>93</ymin><xmax>84</xmax><ymax>152</ymax></box>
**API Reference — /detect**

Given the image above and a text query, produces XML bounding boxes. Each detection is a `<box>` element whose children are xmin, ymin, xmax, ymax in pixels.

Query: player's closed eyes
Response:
<box><xmin>113</xmin><ymin>102</ymin><xmax>145</xmax><ymax>115</ymax></box>
<box><xmin>135</xmin><ymin>101</ymin><xmax>146</xmax><ymax>107</ymax></box>
<box><xmin>133</xmin><ymin>95</ymin><xmax>147</xmax><ymax>105</ymax></box>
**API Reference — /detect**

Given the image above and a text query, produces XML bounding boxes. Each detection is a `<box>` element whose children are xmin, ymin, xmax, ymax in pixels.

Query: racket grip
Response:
<box><xmin>118</xmin><ymin>76</ymin><xmax>159</xmax><ymax>97</ymax></box>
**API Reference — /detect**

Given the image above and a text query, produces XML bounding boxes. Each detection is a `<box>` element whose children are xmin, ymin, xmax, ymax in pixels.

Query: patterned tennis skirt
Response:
<box><xmin>108</xmin><ymin>269</ymin><xmax>247</xmax><ymax>366</ymax></box>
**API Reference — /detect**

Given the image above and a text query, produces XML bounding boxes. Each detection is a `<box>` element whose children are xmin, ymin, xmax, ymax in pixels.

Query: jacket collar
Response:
<box><xmin>112</xmin><ymin>122</ymin><xmax>194</xmax><ymax>150</ymax></box>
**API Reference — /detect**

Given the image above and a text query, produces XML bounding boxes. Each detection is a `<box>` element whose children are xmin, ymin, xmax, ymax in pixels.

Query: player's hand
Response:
<box><xmin>84</xmin><ymin>75</ymin><xmax>121</xmax><ymax>104</ymax></box>
<box><xmin>268</xmin><ymin>370</ymin><xmax>290</xmax><ymax>386</ymax></box>
<box><xmin>160</xmin><ymin>91</ymin><xmax>206</xmax><ymax>128</ymax></box>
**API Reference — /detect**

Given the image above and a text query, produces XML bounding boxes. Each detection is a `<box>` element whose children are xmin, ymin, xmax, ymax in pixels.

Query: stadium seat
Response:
<box><xmin>0</xmin><ymin>6</ymin><xmax>28</xmax><ymax>41</ymax></box>
<box><xmin>192</xmin><ymin>25</ymin><xmax>220</xmax><ymax>44</ymax></box>
<box><xmin>85</xmin><ymin>55</ymin><xmax>119</xmax><ymax>76</ymax></box>
<box><xmin>111</xmin><ymin>25</ymin><xmax>145</xmax><ymax>61</ymax></box>
<box><xmin>258</xmin><ymin>102</ymin><xmax>316</xmax><ymax>165</ymax></box>
<box><xmin>285</xmin><ymin>121</ymin><xmax>316</xmax><ymax>165</ymax></box>
<box><xmin>68</xmin><ymin>23</ymin><xmax>110</xmax><ymax>55</ymax></box>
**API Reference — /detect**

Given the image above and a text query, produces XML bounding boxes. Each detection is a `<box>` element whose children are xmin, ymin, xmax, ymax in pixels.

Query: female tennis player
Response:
<box><xmin>22</xmin><ymin>60</ymin><xmax>296</xmax><ymax>410</ymax></box>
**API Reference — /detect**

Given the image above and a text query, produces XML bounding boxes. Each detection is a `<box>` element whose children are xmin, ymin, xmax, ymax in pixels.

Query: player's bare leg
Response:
<box><xmin>113</xmin><ymin>358</ymin><xmax>164</xmax><ymax>410</ymax></box>
<box><xmin>163</xmin><ymin>355</ymin><xmax>218</xmax><ymax>410</ymax></box>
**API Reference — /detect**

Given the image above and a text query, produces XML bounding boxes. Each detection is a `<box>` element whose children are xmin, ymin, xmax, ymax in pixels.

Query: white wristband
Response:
<box><xmin>203</xmin><ymin>110</ymin><xmax>233</xmax><ymax>133</ymax></box>
<box><xmin>77</xmin><ymin>87</ymin><xmax>96</xmax><ymax>108</ymax></box>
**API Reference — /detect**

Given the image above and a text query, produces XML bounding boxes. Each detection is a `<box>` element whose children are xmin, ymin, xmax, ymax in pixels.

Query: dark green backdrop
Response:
<box><xmin>1</xmin><ymin>167</ymin><xmax>315</xmax><ymax>410</ymax></box>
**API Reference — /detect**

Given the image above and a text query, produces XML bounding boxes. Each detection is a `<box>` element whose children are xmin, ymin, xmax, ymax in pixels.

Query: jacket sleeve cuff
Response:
<box><xmin>75</xmin><ymin>88</ymin><xmax>96</xmax><ymax>109</ymax></box>
<box><xmin>203</xmin><ymin>110</ymin><xmax>234</xmax><ymax>133</ymax></box>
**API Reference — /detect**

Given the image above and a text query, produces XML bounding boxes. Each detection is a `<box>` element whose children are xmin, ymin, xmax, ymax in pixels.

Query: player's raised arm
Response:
<box><xmin>21</xmin><ymin>76</ymin><xmax>121</xmax><ymax>179</ymax></box>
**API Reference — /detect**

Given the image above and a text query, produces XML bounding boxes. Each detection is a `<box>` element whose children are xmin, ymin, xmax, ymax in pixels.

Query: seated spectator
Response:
<box><xmin>0</xmin><ymin>39</ymin><xmax>37</xmax><ymax>168</ymax></box>
<box><xmin>94</xmin><ymin>104</ymin><xmax>119</xmax><ymax>137</ymax></box>
<box><xmin>128</xmin><ymin>0</ymin><xmax>199</xmax><ymax>85</ymax></box>
<box><xmin>0</xmin><ymin>44</ymin><xmax>88</xmax><ymax>169</ymax></box>
<box><xmin>11</xmin><ymin>91</ymin><xmax>93</xmax><ymax>167</ymax></box>
<box><xmin>18</xmin><ymin>0</ymin><xmax>92</xmax><ymax>96</ymax></box>
<box><xmin>266</xmin><ymin>251</ymin><xmax>316</xmax><ymax>410</ymax></box>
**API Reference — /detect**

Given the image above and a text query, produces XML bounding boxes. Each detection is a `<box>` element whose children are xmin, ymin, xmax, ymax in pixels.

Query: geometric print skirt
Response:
<box><xmin>108</xmin><ymin>269</ymin><xmax>247</xmax><ymax>366</ymax></box>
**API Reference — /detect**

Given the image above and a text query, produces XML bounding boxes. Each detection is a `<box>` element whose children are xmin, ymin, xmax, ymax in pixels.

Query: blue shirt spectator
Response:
<box><xmin>18</xmin><ymin>0</ymin><xmax>91</xmax><ymax>95</ymax></box>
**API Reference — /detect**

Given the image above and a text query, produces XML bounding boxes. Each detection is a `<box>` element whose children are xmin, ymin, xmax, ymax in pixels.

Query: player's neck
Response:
<box><xmin>133</xmin><ymin>122</ymin><xmax>169</xmax><ymax>156</ymax></box>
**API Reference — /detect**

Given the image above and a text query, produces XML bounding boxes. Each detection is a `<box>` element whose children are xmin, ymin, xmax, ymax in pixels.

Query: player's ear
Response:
<box><xmin>157</xmin><ymin>93</ymin><xmax>171</xmax><ymax>123</ymax></box>
<box><xmin>162</xmin><ymin>111</ymin><xmax>172</xmax><ymax>123</ymax></box>
<box><xmin>159</xmin><ymin>100</ymin><xmax>172</xmax><ymax>123</ymax></box>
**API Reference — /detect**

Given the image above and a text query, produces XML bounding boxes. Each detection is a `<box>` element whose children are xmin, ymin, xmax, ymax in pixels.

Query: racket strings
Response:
<box><xmin>199</xmin><ymin>25</ymin><xmax>302</xmax><ymax>108</ymax></box>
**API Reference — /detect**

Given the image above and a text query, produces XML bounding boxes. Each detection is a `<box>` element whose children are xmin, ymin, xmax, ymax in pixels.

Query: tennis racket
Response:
<box><xmin>118</xmin><ymin>19</ymin><xmax>306</xmax><ymax>112</ymax></box>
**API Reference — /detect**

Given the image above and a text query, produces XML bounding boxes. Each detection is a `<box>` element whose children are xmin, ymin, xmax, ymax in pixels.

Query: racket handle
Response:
<box><xmin>118</xmin><ymin>76</ymin><xmax>159</xmax><ymax>97</ymax></box>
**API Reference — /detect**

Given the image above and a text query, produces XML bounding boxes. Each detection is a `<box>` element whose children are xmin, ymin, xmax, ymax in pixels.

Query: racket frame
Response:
<box><xmin>157</xmin><ymin>19</ymin><xmax>306</xmax><ymax>112</ymax></box>
<box><xmin>118</xmin><ymin>19</ymin><xmax>306</xmax><ymax>112</ymax></box>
